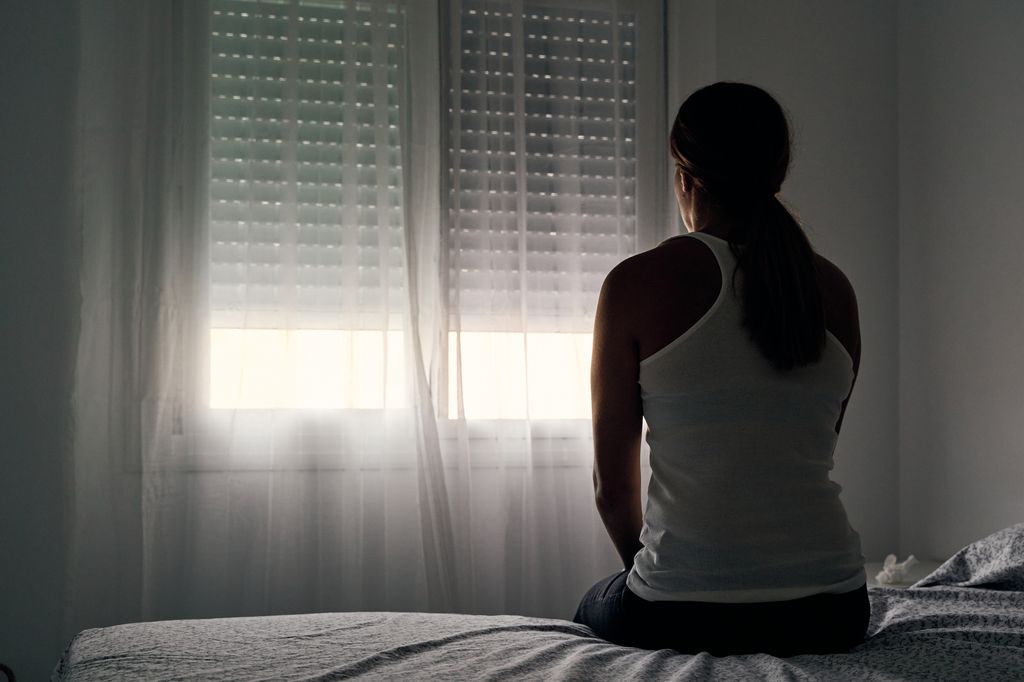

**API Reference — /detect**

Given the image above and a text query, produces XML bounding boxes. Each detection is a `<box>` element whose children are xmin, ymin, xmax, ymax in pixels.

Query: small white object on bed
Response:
<box><xmin>866</xmin><ymin>555</ymin><xmax>942</xmax><ymax>587</ymax></box>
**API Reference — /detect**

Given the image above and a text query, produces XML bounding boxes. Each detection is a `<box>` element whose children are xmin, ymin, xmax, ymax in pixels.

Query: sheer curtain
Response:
<box><xmin>439</xmin><ymin>0</ymin><xmax>664</xmax><ymax>616</ymax></box>
<box><xmin>68</xmin><ymin>0</ymin><xmax>664</xmax><ymax>636</ymax></box>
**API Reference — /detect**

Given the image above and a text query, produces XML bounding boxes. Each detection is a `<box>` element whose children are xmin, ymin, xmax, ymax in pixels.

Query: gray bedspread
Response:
<box><xmin>53</xmin><ymin>527</ymin><xmax>1024</xmax><ymax>681</ymax></box>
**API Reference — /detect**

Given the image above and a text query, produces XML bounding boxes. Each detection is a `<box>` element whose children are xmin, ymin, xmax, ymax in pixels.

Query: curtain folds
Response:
<box><xmin>68</xmin><ymin>0</ymin><xmax>638</xmax><ymax>640</ymax></box>
<box><xmin>69</xmin><ymin>0</ymin><xmax>213</xmax><ymax>633</ymax></box>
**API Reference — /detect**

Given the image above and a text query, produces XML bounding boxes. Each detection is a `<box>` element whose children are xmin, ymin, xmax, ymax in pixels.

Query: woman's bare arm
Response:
<box><xmin>590</xmin><ymin>261</ymin><xmax>644</xmax><ymax>569</ymax></box>
<box><xmin>816</xmin><ymin>255</ymin><xmax>862</xmax><ymax>434</ymax></box>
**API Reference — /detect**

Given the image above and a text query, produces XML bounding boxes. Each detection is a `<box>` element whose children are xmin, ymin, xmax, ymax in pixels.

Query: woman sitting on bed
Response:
<box><xmin>573</xmin><ymin>82</ymin><xmax>869</xmax><ymax>657</ymax></box>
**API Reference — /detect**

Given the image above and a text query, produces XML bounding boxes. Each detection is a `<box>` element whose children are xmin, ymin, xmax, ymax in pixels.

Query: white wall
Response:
<box><xmin>671</xmin><ymin>0</ymin><xmax>901</xmax><ymax>561</ymax></box>
<box><xmin>0</xmin><ymin>1</ymin><xmax>79</xmax><ymax>679</ymax></box>
<box><xmin>898</xmin><ymin>0</ymin><xmax>1024</xmax><ymax>559</ymax></box>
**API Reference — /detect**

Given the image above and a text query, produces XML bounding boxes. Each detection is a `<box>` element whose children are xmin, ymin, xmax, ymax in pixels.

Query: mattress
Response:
<box><xmin>53</xmin><ymin>525</ymin><xmax>1024</xmax><ymax>681</ymax></box>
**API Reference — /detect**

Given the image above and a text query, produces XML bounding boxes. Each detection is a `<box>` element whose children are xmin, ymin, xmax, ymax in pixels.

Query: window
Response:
<box><xmin>447</xmin><ymin>1</ymin><xmax>639</xmax><ymax>419</ymax></box>
<box><xmin>207</xmin><ymin>0</ymin><xmax>663</xmax><ymax>417</ymax></box>
<box><xmin>209</xmin><ymin>0</ymin><xmax>408</xmax><ymax>409</ymax></box>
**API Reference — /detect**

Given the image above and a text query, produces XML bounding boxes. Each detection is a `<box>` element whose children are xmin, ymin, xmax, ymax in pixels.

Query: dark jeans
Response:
<box><xmin>573</xmin><ymin>570</ymin><xmax>870</xmax><ymax>657</ymax></box>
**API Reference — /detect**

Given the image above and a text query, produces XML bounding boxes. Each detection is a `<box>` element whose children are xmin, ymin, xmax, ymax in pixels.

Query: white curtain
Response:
<box><xmin>68</xmin><ymin>0</ymin><xmax>661</xmax><ymax>637</ymax></box>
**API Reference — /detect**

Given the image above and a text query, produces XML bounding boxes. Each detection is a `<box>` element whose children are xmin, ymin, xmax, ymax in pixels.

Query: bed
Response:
<box><xmin>53</xmin><ymin>525</ymin><xmax>1024</xmax><ymax>681</ymax></box>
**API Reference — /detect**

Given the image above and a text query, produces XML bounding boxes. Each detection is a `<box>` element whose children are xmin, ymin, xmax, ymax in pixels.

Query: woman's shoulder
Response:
<box><xmin>600</xmin><ymin>236</ymin><xmax>712</xmax><ymax>305</ymax></box>
<box><xmin>599</xmin><ymin>235</ymin><xmax>722</xmax><ymax>361</ymax></box>
<box><xmin>813</xmin><ymin>253</ymin><xmax>858</xmax><ymax>316</ymax></box>
<box><xmin>813</xmin><ymin>253</ymin><xmax>860</xmax><ymax>364</ymax></box>
<box><xmin>614</xmin><ymin>233</ymin><xmax>717</xmax><ymax>277</ymax></box>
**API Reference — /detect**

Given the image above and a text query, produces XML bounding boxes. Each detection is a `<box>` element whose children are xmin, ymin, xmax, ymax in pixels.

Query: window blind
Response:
<box><xmin>210</xmin><ymin>0</ymin><xmax>407</xmax><ymax>330</ymax></box>
<box><xmin>449</xmin><ymin>0</ymin><xmax>637</xmax><ymax>333</ymax></box>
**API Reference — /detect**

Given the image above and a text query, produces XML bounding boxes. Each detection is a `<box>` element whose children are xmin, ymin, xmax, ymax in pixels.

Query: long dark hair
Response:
<box><xmin>670</xmin><ymin>82</ymin><xmax>825</xmax><ymax>371</ymax></box>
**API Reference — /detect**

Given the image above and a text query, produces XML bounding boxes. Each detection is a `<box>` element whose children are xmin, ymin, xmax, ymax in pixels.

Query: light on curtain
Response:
<box><xmin>68</xmin><ymin>0</ymin><xmax>661</xmax><ymax>638</ymax></box>
<box><xmin>439</xmin><ymin>0</ymin><xmax>644</xmax><ymax>616</ymax></box>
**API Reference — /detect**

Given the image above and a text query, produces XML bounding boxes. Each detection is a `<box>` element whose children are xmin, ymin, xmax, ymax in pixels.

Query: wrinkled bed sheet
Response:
<box><xmin>51</xmin><ymin>585</ymin><xmax>1024</xmax><ymax>681</ymax></box>
<box><xmin>54</xmin><ymin>525</ymin><xmax>1024</xmax><ymax>680</ymax></box>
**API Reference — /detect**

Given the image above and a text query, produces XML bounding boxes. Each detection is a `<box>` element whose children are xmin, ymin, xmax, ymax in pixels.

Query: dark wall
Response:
<box><xmin>898</xmin><ymin>0</ymin><xmax>1024</xmax><ymax>558</ymax></box>
<box><xmin>0</xmin><ymin>0</ymin><xmax>80</xmax><ymax>678</ymax></box>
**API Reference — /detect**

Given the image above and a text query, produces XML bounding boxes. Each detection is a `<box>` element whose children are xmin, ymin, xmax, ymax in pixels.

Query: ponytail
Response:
<box><xmin>671</xmin><ymin>82</ymin><xmax>826</xmax><ymax>372</ymax></box>
<box><xmin>727</xmin><ymin>195</ymin><xmax>825</xmax><ymax>371</ymax></box>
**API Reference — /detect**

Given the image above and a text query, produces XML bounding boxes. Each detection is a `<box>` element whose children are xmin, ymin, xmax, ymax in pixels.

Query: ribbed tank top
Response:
<box><xmin>626</xmin><ymin>231</ymin><xmax>865</xmax><ymax>603</ymax></box>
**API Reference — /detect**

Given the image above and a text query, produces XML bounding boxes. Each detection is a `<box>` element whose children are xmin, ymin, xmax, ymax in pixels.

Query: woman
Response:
<box><xmin>573</xmin><ymin>82</ymin><xmax>869</xmax><ymax>656</ymax></box>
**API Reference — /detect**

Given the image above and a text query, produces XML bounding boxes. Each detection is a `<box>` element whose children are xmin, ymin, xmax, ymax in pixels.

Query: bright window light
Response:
<box><xmin>448</xmin><ymin>332</ymin><xmax>593</xmax><ymax>420</ymax></box>
<box><xmin>211</xmin><ymin>329</ymin><xmax>593</xmax><ymax>419</ymax></box>
<box><xmin>210</xmin><ymin>329</ymin><xmax>407</xmax><ymax>410</ymax></box>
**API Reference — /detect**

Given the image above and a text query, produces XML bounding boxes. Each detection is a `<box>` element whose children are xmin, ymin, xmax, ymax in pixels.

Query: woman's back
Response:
<box><xmin>575</xmin><ymin>82</ymin><xmax>869</xmax><ymax>655</ymax></box>
<box><xmin>620</xmin><ymin>230</ymin><xmax>864</xmax><ymax>603</ymax></box>
<box><xmin>629</xmin><ymin>230</ymin><xmax>860</xmax><ymax>379</ymax></box>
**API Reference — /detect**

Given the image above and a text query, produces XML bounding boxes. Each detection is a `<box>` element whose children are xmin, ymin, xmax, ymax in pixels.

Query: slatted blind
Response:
<box><xmin>210</xmin><ymin>0</ymin><xmax>407</xmax><ymax>330</ymax></box>
<box><xmin>449</xmin><ymin>0</ymin><xmax>637</xmax><ymax>333</ymax></box>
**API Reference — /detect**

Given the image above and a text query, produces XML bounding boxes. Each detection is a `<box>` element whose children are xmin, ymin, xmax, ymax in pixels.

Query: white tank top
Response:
<box><xmin>626</xmin><ymin>231</ymin><xmax>865</xmax><ymax>603</ymax></box>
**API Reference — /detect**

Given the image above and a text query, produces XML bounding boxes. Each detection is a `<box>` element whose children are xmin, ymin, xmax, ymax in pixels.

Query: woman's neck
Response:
<box><xmin>687</xmin><ymin>201</ymin><xmax>755</xmax><ymax>243</ymax></box>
